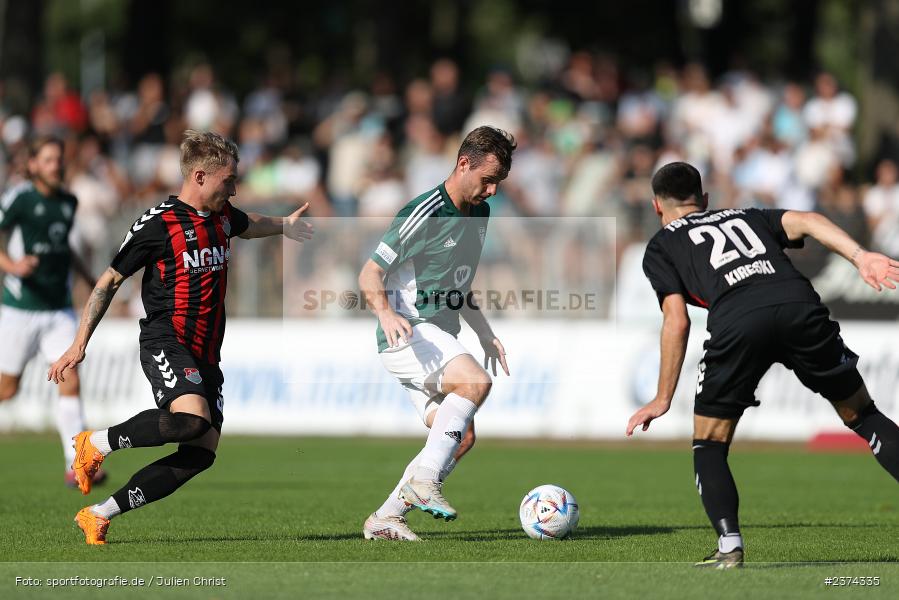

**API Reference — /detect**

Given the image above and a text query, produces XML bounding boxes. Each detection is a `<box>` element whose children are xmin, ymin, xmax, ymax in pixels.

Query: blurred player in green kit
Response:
<box><xmin>0</xmin><ymin>135</ymin><xmax>104</xmax><ymax>487</ymax></box>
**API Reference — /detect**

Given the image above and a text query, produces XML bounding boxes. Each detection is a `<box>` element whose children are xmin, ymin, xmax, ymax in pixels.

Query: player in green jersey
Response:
<box><xmin>359</xmin><ymin>126</ymin><xmax>516</xmax><ymax>540</ymax></box>
<box><xmin>0</xmin><ymin>136</ymin><xmax>100</xmax><ymax>487</ymax></box>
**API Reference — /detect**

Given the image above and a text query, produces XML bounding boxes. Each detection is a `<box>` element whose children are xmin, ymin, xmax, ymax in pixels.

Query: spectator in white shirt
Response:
<box><xmin>863</xmin><ymin>158</ymin><xmax>899</xmax><ymax>255</ymax></box>
<box><xmin>803</xmin><ymin>72</ymin><xmax>857</xmax><ymax>166</ymax></box>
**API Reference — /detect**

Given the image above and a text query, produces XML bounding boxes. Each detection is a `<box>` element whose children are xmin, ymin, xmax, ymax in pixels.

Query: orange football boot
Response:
<box><xmin>74</xmin><ymin>506</ymin><xmax>110</xmax><ymax>545</ymax></box>
<box><xmin>71</xmin><ymin>431</ymin><xmax>106</xmax><ymax>495</ymax></box>
<box><xmin>65</xmin><ymin>468</ymin><xmax>108</xmax><ymax>489</ymax></box>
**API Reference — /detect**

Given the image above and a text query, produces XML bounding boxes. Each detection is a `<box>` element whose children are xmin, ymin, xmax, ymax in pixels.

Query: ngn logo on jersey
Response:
<box><xmin>183</xmin><ymin>246</ymin><xmax>229</xmax><ymax>271</ymax></box>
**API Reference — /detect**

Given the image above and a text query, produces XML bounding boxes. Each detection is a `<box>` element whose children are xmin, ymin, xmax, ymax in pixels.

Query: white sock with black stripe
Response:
<box><xmin>414</xmin><ymin>393</ymin><xmax>476</xmax><ymax>481</ymax></box>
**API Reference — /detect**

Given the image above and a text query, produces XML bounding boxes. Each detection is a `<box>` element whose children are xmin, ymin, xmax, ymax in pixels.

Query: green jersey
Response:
<box><xmin>0</xmin><ymin>182</ymin><xmax>77</xmax><ymax>310</ymax></box>
<box><xmin>371</xmin><ymin>183</ymin><xmax>489</xmax><ymax>352</ymax></box>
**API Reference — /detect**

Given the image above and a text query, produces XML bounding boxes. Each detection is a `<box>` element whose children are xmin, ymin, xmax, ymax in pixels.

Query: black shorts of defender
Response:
<box><xmin>694</xmin><ymin>302</ymin><xmax>863</xmax><ymax>419</ymax></box>
<box><xmin>139</xmin><ymin>341</ymin><xmax>225</xmax><ymax>432</ymax></box>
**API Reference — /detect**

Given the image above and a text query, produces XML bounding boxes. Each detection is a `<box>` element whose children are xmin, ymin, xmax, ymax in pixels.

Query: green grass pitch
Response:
<box><xmin>1</xmin><ymin>434</ymin><xmax>896</xmax><ymax>598</ymax></box>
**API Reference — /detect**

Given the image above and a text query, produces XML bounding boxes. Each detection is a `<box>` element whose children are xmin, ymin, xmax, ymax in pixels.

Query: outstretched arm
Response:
<box><xmin>461</xmin><ymin>298</ymin><xmax>509</xmax><ymax>376</ymax></box>
<box><xmin>238</xmin><ymin>202</ymin><xmax>314</xmax><ymax>241</ymax></box>
<box><xmin>626</xmin><ymin>293</ymin><xmax>690</xmax><ymax>436</ymax></box>
<box><xmin>47</xmin><ymin>266</ymin><xmax>127</xmax><ymax>383</ymax></box>
<box><xmin>782</xmin><ymin>210</ymin><xmax>899</xmax><ymax>291</ymax></box>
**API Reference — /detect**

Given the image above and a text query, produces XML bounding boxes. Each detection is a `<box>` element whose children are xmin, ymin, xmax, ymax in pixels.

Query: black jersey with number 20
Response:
<box><xmin>642</xmin><ymin>208</ymin><xmax>820</xmax><ymax>328</ymax></box>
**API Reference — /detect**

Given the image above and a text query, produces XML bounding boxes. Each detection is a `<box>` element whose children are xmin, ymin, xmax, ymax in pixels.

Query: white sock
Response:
<box><xmin>92</xmin><ymin>497</ymin><xmax>121</xmax><ymax>519</ymax></box>
<box><xmin>375</xmin><ymin>451</ymin><xmax>423</xmax><ymax>518</ymax></box>
<box><xmin>56</xmin><ymin>395</ymin><xmax>84</xmax><ymax>468</ymax></box>
<box><xmin>719</xmin><ymin>533</ymin><xmax>743</xmax><ymax>553</ymax></box>
<box><xmin>414</xmin><ymin>393</ymin><xmax>477</xmax><ymax>481</ymax></box>
<box><xmin>90</xmin><ymin>429</ymin><xmax>113</xmax><ymax>456</ymax></box>
<box><xmin>440</xmin><ymin>457</ymin><xmax>457</xmax><ymax>482</ymax></box>
<box><xmin>375</xmin><ymin>443</ymin><xmax>463</xmax><ymax>518</ymax></box>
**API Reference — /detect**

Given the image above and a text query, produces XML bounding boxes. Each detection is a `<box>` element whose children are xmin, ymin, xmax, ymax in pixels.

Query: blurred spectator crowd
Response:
<box><xmin>1</xmin><ymin>53</ymin><xmax>898</xmax><ymax>316</ymax></box>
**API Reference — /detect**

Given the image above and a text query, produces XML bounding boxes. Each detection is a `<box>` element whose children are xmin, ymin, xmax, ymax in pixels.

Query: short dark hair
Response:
<box><xmin>457</xmin><ymin>126</ymin><xmax>517</xmax><ymax>179</ymax></box>
<box><xmin>28</xmin><ymin>135</ymin><xmax>64</xmax><ymax>158</ymax></box>
<box><xmin>651</xmin><ymin>162</ymin><xmax>703</xmax><ymax>203</ymax></box>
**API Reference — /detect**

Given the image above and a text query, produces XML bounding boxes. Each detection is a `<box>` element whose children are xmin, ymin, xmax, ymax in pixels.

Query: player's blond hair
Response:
<box><xmin>179</xmin><ymin>129</ymin><xmax>239</xmax><ymax>178</ymax></box>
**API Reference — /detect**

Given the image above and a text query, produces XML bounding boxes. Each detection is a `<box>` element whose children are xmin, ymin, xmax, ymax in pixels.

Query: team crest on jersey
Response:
<box><xmin>221</xmin><ymin>215</ymin><xmax>231</xmax><ymax>236</ymax></box>
<box><xmin>185</xmin><ymin>228</ymin><xmax>197</xmax><ymax>241</ymax></box>
<box><xmin>48</xmin><ymin>222</ymin><xmax>67</xmax><ymax>244</ymax></box>
<box><xmin>61</xmin><ymin>204</ymin><xmax>73</xmax><ymax>219</ymax></box>
<box><xmin>184</xmin><ymin>368</ymin><xmax>203</xmax><ymax>384</ymax></box>
<box><xmin>478</xmin><ymin>226</ymin><xmax>487</xmax><ymax>245</ymax></box>
<box><xmin>34</xmin><ymin>203</ymin><xmax>45</xmax><ymax>216</ymax></box>
<box><xmin>454</xmin><ymin>265</ymin><xmax>472</xmax><ymax>287</ymax></box>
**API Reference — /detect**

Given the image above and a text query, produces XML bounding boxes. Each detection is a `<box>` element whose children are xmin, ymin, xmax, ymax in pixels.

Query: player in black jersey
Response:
<box><xmin>626</xmin><ymin>162</ymin><xmax>899</xmax><ymax>568</ymax></box>
<box><xmin>46</xmin><ymin>130</ymin><xmax>313</xmax><ymax>545</ymax></box>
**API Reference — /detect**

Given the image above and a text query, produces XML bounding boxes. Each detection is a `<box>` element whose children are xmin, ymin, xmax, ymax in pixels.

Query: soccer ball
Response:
<box><xmin>519</xmin><ymin>484</ymin><xmax>579</xmax><ymax>540</ymax></box>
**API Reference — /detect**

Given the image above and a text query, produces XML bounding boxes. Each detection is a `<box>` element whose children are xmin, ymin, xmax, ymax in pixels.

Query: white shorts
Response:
<box><xmin>0</xmin><ymin>306</ymin><xmax>77</xmax><ymax>375</ymax></box>
<box><xmin>380</xmin><ymin>322</ymin><xmax>470</xmax><ymax>424</ymax></box>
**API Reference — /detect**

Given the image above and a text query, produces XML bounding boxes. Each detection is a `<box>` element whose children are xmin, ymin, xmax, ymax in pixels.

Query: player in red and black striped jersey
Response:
<box><xmin>47</xmin><ymin>130</ymin><xmax>313</xmax><ymax>545</ymax></box>
<box><xmin>626</xmin><ymin>162</ymin><xmax>899</xmax><ymax>568</ymax></box>
<box><xmin>111</xmin><ymin>195</ymin><xmax>248</xmax><ymax>365</ymax></box>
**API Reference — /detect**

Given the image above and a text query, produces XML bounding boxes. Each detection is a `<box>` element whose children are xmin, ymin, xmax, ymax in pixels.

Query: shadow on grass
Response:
<box><xmin>114</xmin><ymin>524</ymin><xmax>677</xmax><ymax>545</ymax></box>
<box><xmin>422</xmin><ymin>525</ymin><xmax>678</xmax><ymax>541</ymax></box>
<box><xmin>746</xmin><ymin>558</ymin><xmax>899</xmax><ymax>568</ymax></box>
<box><xmin>107</xmin><ymin>522</ymin><xmax>899</xmax><ymax>550</ymax></box>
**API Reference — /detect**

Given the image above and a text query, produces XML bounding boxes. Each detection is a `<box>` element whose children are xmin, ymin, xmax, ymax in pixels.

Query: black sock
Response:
<box><xmin>112</xmin><ymin>445</ymin><xmax>216</xmax><ymax>514</ymax></box>
<box><xmin>847</xmin><ymin>403</ymin><xmax>899</xmax><ymax>482</ymax></box>
<box><xmin>107</xmin><ymin>409</ymin><xmax>211</xmax><ymax>450</ymax></box>
<box><xmin>693</xmin><ymin>440</ymin><xmax>740</xmax><ymax>539</ymax></box>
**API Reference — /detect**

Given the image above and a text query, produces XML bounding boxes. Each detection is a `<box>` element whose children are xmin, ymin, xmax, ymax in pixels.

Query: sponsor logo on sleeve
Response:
<box><xmin>376</xmin><ymin>242</ymin><xmax>398</xmax><ymax>265</ymax></box>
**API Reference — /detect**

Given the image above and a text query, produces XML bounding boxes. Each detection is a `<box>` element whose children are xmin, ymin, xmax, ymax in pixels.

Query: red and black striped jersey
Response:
<box><xmin>111</xmin><ymin>196</ymin><xmax>249</xmax><ymax>364</ymax></box>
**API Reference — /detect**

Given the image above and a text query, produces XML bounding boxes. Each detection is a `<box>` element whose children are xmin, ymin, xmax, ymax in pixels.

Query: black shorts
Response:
<box><xmin>694</xmin><ymin>302</ymin><xmax>862</xmax><ymax>419</ymax></box>
<box><xmin>139</xmin><ymin>340</ymin><xmax>225</xmax><ymax>431</ymax></box>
